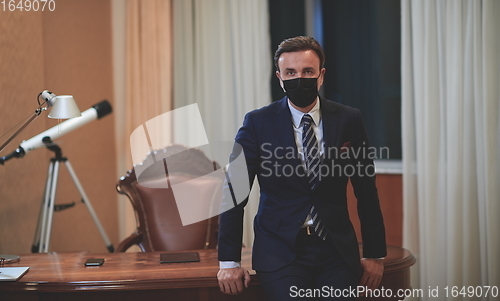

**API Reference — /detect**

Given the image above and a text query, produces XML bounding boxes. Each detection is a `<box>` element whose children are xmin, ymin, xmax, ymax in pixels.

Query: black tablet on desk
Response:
<box><xmin>160</xmin><ymin>252</ymin><xmax>200</xmax><ymax>264</ymax></box>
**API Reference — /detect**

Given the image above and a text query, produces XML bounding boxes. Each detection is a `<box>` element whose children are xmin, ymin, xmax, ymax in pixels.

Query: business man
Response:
<box><xmin>217</xmin><ymin>36</ymin><xmax>386</xmax><ymax>300</ymax></box>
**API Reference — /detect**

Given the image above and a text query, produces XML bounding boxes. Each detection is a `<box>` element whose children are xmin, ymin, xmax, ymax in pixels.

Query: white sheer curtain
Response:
<box><xmin>402</xmin><ymin>1</ymin><xmax>500</xmax><ymax>300</ymax></box>
<box><xmin>172</xmin><ymin>0</ymin><xmax>271</xmax><ymax>247</ymax></box>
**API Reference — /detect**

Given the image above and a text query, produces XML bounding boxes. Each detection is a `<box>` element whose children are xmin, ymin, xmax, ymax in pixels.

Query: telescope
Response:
<box><xmin>0</xmin><ymin>100</ymin><xmax>112</xmax><ymax>164</ymax></box>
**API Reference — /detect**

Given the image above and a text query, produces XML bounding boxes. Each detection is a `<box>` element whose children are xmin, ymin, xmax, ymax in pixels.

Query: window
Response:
<box><xmin>269</xmin><ymin>0</ymin><xmax>401</xmax><ymax>160</ymax></box>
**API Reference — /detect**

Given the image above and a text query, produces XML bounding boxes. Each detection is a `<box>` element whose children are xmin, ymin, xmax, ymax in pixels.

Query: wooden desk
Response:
<box><xmin>0</xmin><ymin>246</ymin><xmax>415</xmax><ymax>301</ymax></box>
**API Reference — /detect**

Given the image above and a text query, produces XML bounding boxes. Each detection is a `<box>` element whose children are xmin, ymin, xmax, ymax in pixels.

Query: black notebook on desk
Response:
<box><xmin>160</xmin><ymin>252</ymin><xmax>200</xmax><ymax>264</ymax></box>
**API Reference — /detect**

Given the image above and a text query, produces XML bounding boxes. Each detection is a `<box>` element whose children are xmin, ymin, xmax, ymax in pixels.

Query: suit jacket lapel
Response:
<box><xmin>272</xmin><ymin>98</ymin><xmax>308</xmax><ymax>187</ymax></box>
<box><xmin>272</xmin><ymin>98</ymin><xmax>298</xmax><ymax>156</ymax></box>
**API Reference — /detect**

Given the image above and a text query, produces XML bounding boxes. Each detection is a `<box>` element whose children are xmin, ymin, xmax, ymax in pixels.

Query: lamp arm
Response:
<box><xmin>0</xmin><ymin>107</ymin><xmax>44</xmax><ymax>154</ymax></box>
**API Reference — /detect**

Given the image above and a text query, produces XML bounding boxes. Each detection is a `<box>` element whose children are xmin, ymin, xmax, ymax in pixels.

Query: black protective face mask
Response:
<box><xmin>283</xmin><ymin>77</ymin><xmax>319</xmax><ymax>108</ymax></box>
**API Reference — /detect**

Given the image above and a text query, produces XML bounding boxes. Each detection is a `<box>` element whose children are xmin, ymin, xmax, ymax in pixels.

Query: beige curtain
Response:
<box><xmin>126</xmin><ymin>0</ymin><xmax>173</xmax><ymax>164</ymax></box>
<box><xmin>402</xmin><ymin>0</ymin><xmax>500</xmax><ymax>300</ymax></box>
<box><xmin>113</xmin><ymin>0</ymin><xmax>173</xmax><ymax>244</ymax></box>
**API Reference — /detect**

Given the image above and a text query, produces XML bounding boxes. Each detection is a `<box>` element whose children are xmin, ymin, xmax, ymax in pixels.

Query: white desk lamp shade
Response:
<box><xmin>48</xmin><ymin>95</ymin><xmax>82</xmax><ymax>119</ymax></box>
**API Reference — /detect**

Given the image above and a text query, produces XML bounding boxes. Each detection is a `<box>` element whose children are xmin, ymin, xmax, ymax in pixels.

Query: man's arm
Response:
<box><xmin>217</xmin><ymin>112</ymin><xmax>259</xmax><ymax>294</ymax></box>
<box><xmin>350</xmin><ymin>109</ymin><xmax>387</xmax><ymax>258</ymax></box>
<box><xmin>349</xmin><ymin>109</ymin><xmax>387</xmax><ymax>289</ymax></box>
<box><xmin>218</xmin><ymin>199</ymin><xmax>251</xmax><ymax>295</ymax></box>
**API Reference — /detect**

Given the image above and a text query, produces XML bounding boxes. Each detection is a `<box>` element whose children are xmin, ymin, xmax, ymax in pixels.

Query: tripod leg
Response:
<box><xmin>63</xmin><ymin>160</ymin><xmax>114</xmax><ymax>252</ymax></box>
<box><xmin>41</xmin><ymin>161</ymin><xmax>60</xmax><ymax>253</ymax></box>
<box><xmin>32</xmin><ymin>161</ymin><xmax>56</xmax><ymax>253</ymax></box>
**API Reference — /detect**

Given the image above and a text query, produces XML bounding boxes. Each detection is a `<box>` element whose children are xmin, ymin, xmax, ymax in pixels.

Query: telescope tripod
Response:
<box><xmin>31</xmin><ymin>139</ymin><xmax>114</xmax><ymax>253</ymax></box>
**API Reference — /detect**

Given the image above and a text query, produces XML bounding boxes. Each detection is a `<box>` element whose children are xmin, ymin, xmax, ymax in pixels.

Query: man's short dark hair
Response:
<box><xmin>274</xmin><ymin>36</ymin><xmax>325</xmax><ymax>71</ymax></box>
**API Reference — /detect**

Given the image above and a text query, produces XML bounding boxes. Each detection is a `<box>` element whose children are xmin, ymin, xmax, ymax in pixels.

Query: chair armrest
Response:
<box><xmin>115</xmin><ymin>231</ymin><xmax>144</xmax><ymax>252</ymax></box>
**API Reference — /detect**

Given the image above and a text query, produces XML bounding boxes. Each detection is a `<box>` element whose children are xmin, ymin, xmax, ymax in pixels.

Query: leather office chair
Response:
<box><xmin>115</xmin><ymin>144</ymin><xmax>221</xmax><ymax>252</ymax></box>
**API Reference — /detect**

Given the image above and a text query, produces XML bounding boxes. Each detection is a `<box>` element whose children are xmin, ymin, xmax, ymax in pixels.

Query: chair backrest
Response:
<box><xmin>116</xmin><ymin>144</ymin><xmax>220</xmax><ymax>252</ymax></box>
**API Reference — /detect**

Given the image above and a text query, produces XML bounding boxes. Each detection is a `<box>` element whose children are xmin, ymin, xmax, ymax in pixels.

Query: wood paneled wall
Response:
<box><xmin>0</xmin><ymin>0</ymin><xmax>118</xmax><ymax>254</ymax></box>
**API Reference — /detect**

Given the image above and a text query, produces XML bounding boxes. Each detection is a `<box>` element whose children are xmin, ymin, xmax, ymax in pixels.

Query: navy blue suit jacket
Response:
<box><xmin>218</xmin><ymin>97</ymin><xmax>386</xmax><ymax>277</ymax></box>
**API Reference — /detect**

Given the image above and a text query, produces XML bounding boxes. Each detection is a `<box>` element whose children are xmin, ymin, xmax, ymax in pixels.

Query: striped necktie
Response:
<box><xmin>301</xmin><ymin>114</ymin><xmax>327</xmax><ymax>240</ymax></box>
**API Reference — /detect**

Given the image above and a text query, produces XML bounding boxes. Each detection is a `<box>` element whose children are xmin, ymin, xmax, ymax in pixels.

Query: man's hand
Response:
<box><xmin>359</xmin><ymin>258</ymin><xmax>384</xmax><ymax>291</ymax></box>
<box><xmin>217</xmin><ymin>267</ymin><xmax>251</xmax><ymax>295</ymax></box>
